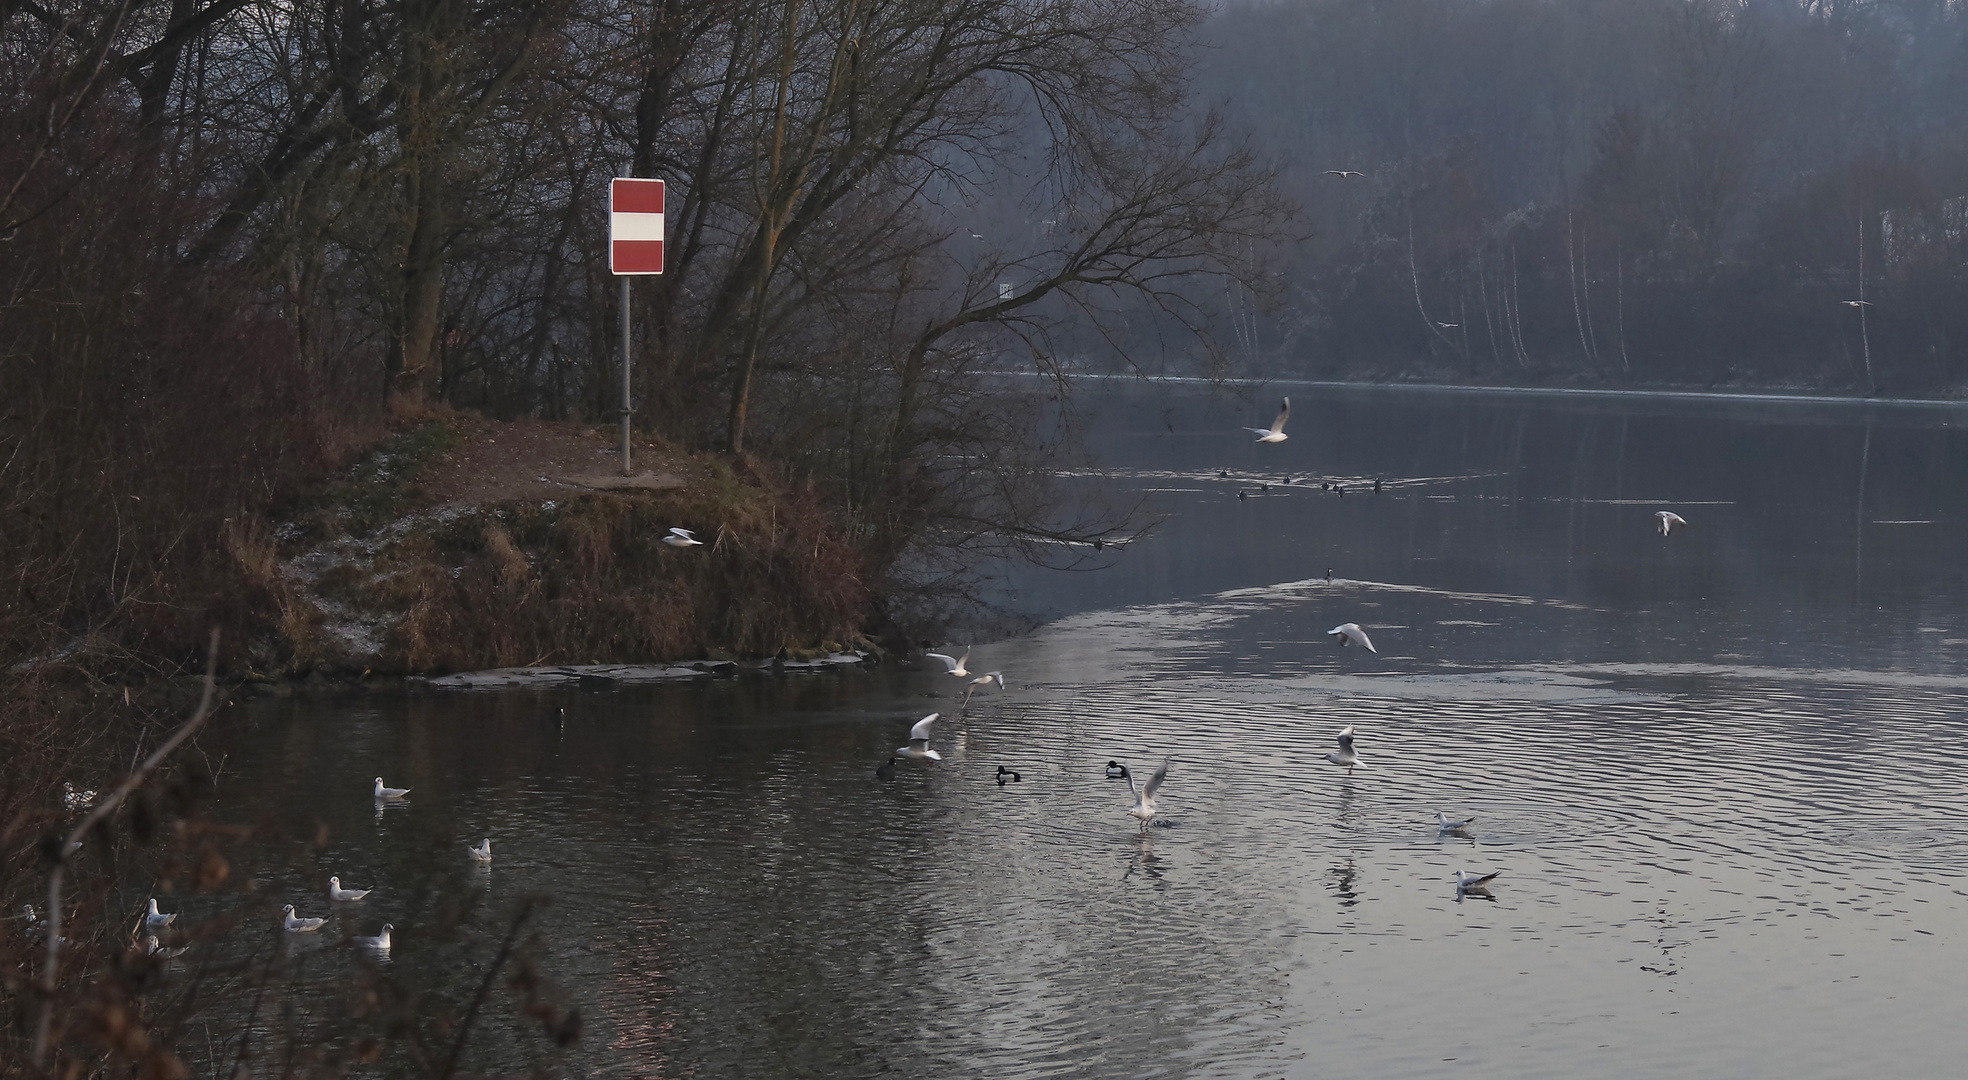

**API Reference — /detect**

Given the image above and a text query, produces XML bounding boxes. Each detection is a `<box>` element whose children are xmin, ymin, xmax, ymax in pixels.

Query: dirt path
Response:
<box><xmin>422</xmin><ymin>419</ymin><xmax>692</xmax><ymax>506</ymax></box>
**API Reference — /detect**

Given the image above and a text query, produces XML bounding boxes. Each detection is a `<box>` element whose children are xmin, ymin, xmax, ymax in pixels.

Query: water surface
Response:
<box><xmin>202</xmin><ymin>383</ymin><xmax>1968</xmax><ymax>1077</ymax></box>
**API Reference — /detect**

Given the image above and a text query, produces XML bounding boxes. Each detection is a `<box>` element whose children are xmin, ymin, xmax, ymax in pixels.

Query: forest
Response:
<box><xmin>1204</xmin><ymin>0</ymin><xmax>1968</xmax><ymax>392</ymax></box>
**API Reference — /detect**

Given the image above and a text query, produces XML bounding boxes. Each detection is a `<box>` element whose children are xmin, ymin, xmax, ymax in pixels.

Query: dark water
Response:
<box><xmin>199</xmin><ymin>383</ymin><xmax>1968</xmax><ymax>1078</ymax></box>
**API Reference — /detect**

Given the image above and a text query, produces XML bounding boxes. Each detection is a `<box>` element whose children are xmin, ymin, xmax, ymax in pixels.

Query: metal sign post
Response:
<box><xmin>608</xmin><ymin>178</ymin><xmax>666</xmax><ymax>477</ymax></box>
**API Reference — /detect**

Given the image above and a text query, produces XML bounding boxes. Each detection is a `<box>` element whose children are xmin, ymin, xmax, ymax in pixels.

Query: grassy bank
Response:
<box><xmin>236</xmin><ymin>414</ymin><xmax>877</xmax><ymax>677</ymax></box>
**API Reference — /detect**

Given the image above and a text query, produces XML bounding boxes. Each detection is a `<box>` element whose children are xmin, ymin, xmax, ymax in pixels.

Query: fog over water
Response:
<box><xmin>208</xmin><ymin>383</ymin><xmax>1968</xmax><ymax>1078</ymax></box>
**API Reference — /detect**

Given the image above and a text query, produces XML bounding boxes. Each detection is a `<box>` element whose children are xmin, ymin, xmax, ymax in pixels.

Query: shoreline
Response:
<box><xmin>989</xmin><ymin>370</ymin><xmax>1968</xmax><ymax>412</ymax></box>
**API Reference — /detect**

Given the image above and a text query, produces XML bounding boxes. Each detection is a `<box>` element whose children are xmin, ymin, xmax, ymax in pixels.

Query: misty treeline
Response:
<box><xmin>1205</xmin><ymin>0</ymin><xmax>1968</xmax><ymax>392</ymax></box>
<box><xmin>0</xmin><ymin>0</ymin><xmax>1288</xmax><ymax>668</ymax></box>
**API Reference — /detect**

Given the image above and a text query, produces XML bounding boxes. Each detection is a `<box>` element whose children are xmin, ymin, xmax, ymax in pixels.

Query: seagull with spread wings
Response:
<box><xmin>895</xmin><ymin>713</ymin><xmax>942</xmax><ymax>762</ymax></box>
<box><xmin>1123</xmin><ymin>759</ymin><xmax>1171</xmax><ymax>830</ymax></box>
<box><xmin>1245</xmin><ymin>398</ymin><xmax>1291</xmax><ymax>443</ymax></box>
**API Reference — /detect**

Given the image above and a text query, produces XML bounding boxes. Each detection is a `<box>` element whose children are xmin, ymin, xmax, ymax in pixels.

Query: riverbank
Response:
<box><xmin>238</xmin><ymin>413</ymin><xmax>881</xmax><ymax>681</ymax></box>
<box><xmin>998</xmin><ymin>370</ymin><xmax>1968</xmax><ymax>410</ymax></box>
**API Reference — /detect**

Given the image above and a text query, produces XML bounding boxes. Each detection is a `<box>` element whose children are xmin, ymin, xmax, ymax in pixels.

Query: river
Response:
<box><xmin>195</xmin><ymin>382</ymin><xmax>1968</xmax><ymax>1078</ymax></box>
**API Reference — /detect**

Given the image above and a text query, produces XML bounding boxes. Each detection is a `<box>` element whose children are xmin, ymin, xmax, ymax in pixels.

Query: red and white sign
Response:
<box><xmin>610</xmin><ymin>178</ymin><xmax>665</xmax><ymax>275</ymax></box>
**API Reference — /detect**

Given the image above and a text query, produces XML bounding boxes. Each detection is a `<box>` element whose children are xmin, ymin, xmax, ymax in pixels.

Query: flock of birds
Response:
<box><xmin>106</xmin><ymin>776</ymin><xmax>505</xmax><ymax>961</ymax></box>
<box><xmin>873</xmin><ymin>648</ymin><xmax>1505</xmax><ymax>899</ymax></box>
<box><xmin>860</xmin><ymin>396</ymin><xmax>1703</xmax><ymax>901</ymax></box>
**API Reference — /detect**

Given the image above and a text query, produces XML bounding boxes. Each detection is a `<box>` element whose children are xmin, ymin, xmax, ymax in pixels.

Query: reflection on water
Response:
<box><xmin>200</xmin><ymin>385</ymin><xmax>1968</xmax><ymax>1078</ymax></box>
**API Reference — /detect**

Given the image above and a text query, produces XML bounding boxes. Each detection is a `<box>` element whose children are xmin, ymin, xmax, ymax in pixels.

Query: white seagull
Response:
<box><xmin>962</xmin><ymin>671</ymin><xmax>1004</xmax><ymax>706</ymax></box>
<box><xmin>662</xmin><ymin>527</ymin><xmax>704</xmax><ymax>548</ymax></box>
<box><xmin>1245</xmin><ymin>397</ymin><xmax>1291</xmax><ymax>443</ymax></box>
<box><xmin>282</xmin><ymin>904</ymin><xmax>327</xmax><ymax>933</ymax></box>
<box><xmin>1454</xmin><ymin>868</ymin><xmax>1504</xmax><ymax>894</ymax></box>
<box><xmin>373</xmin><ymin>777</ymin><xmax>410</xmax><ymax>801</ymax></box>
<box><xmin>1124</xmin><ymin>758</ymin><xmax>1171</xmax><ymax>829</ymax></box>
<box><xmin>1840</xmin><ymin>299</ymin><xmax>1872</xmax><ymax>307</ymax></box>
<box><xmin>144</xmin><ymin>898</ymin><xmax>177</xmax><ymax>929</ymax></box>
<box><xmin>1324</xmin><ymin>170</ymin><xmax>1366</xmax><ymax>178</ymax></box>
<box><xmin>923</xmin><ymin>648</ymin><xmax>972</xmax><ymax>678</ymax></box>
<box><xmin>468</xmin><ymin>838</ymin><xmax>494</xmax><ymax>864</ymax></box>
<box><xmin>353</xmin><ymin>924</ymin><xmax>393</xmax><ymax>952</ymax></box>
<box><xmin>1655</xmin><ymin>510</ymin><xmax>1688</xmax><ymax>537</ymax></box>
<box><xmin>1327</xmin><ymin>622</ymin><xmax>1376</xmax><ymax>653</ymax></box>
<box><xmin>1322</xmin><ymin>727</ymin><xmax>1362</xmax><ymax>774</ymax></box>
<box><xmin>328</xmin><ymin>876</ymin><xmax>372</xmax><ymax>902</ymax></box>
<box><xmin>1437</xmin><ymin>812</ymin><xmax>1476</xmax><ymax>832</ymax></box>
<box><xmin>895</xmin><ymin>713</ymin><xmax>942</xmax><ymax>761</ymax></box>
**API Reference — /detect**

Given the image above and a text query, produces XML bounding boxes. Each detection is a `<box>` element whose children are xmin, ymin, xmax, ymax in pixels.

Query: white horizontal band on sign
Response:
<box><xmin>611</xmin><ymin>212</ymin><xmax>665</xmax><ymax>242</ymax></box>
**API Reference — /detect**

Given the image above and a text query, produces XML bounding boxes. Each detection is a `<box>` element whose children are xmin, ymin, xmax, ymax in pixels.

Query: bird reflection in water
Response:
<box><xmin>1327</xmin><ymin>856</ymin><xmax>1360</xmax><ymax>908</ymax></box>
<box><xmin>1123</xmin><ymin>833</ymin><xmax>1168</xmax><ymax>884</ymax></box>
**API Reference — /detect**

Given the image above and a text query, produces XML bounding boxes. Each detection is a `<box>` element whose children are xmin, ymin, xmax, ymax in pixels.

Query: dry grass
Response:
<box><xmin>382</xmin><ymin>460</ymin><xmax>871</xmax><ymax>671</ymax></box>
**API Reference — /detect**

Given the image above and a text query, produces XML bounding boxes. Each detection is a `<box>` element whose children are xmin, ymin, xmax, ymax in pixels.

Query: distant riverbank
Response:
<box><xmin>995</xmin><ymin>370</ymin><xmax>1968</xmax><ymax>412</ymax></box>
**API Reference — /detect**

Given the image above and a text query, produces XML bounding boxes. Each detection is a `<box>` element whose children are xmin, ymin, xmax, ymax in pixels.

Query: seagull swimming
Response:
<box><xmin>1437</xmin><ymin>812</ymin><xmax>1476</xmax><ymax>832</ymax></box>
<box><xmin>353</xmin><ymin>924</ymin><xmax>393</xmax><ymax>951</ymax></box>
<box><xmin>282</xmin><ymin>905</ymin><xmax>327</xmax><ymax>933</ymax></box>
<box><xmin>895</xmin><ymin>713</ymin><xmax>941</xmax><ymax>762</ymax></box>
<box><xmin>923</xmin><ymin>649</ymin><xmax>972</xmax><ymax>677</ymax></box>
<box><xmin>1454</xmin><ymin>869</ymin><xmax>1504</xmax><ymax>893</ymax></box>
<box><xmin>1322</xmin><ymin>727</ymin><xmax>1362</xmax><ymax>774</ymax></box>
<box><xmin>662</xmin><ymin>527</ymin><xmax>704</xmax><ymax>548</ymax></box>
<box><xmin>1327</xmin><ymin>622</ymin><xmax>1376</xmax><ymax>653</ymax></box>
<box><xmin>1655</xmin><ymin>510</ymin><xmax>1689</xmax><ymax>536</ymax></box>
<box><xmin>468</xmin><ymin>838</ymin><xmax>494</xmax><ymax>864</ymax></box>
<box><xmin>1245</xmin><ymin>397</ymin><xmax>1291</xmax><ymax>443</ymax></box>
<box><xmin>1104</xmin><ymin>760</ymin><xmax>1128</xmax><ymax>779</ymax></box>
<box><xmin>328</xmin><ymin>876</ymin><xmax>372</xmax><ymax>902</ymax></box>
<box><xmin>962</xmin><ymin>671</ymin><xmax>1005</xmax><ymax>706</ymax></box>
<box><xmin>373</xmin><ymin>777</ymin><xmax>410</xmax><ymax>801</ymax></box>
<box><xmin>1124</xmin><ymin>759</ymin><xmax>1171</xmax><ymax>829</ymax></box>
<box><xmin>145</xmin><ymin>898</ymin><xmax>177</xmax><ymax>929</ymax></box>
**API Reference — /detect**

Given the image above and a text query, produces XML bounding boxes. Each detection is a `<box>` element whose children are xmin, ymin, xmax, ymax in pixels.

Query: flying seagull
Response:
<box><xmin>895</xmin><ymin>713</ymin><xmax>942</xmax><ymax>762</ymax></box>
<box><xmin>1324</xmin><ymin>170</ymin><xmax>1366</xmax><ymax>178</ymax></box>
<box><xmin>662</xmin><ymin>527</ymin><xmax>704</xmax><ymax>548</ymax></box>
<box><xmin>468</xmin><ymin>838</ymin><xmax>494</xmax><ymax>864</ymax></box>
<box><xmin>282</xmin><ymin>905</ymin><xmax>327</xmax><ymax>933</ymax></box>
<box><xmin>962</xmin><ymin>671</ymin><xmax>1005</xmax><ymax>706</ymax></box>
<box><xmin>923</xmin><ymin>648</ymin><xmax>972</xmax><ymax>677</ymax></box>
<box><xmin>1655</xmin><ymin>510</ymin><xmax>1688</xmax><ymax>537</ymax></box>
<box><xmin>1437</xmin><ymin>812</ymin><xmax>1476</xmax><ymax>832</ymax></box>
<box><xmin>1322</xmin><ymin>727</ymin><xmax>1361</xmax><ymax>774</ymax></box>
<box><xmin>328</xmin><ymin>877</ymin><xmax>372</xmax><ymax>902</ymax></box>
<box><xmin>1124</xmin><ymin>758</ymin><xmax>1171</xmax><ymax>830</ymax></box>
<box><xmin>1327</xmin><ymin>622</ymin><xmax>1376</xmax><ymax>653</ymax></box>
<box><xmin>1435</xmin><ymin>321</ymin><xmax>1460</xmax><ymax>329</ymax></box>
<box><xmin>373</xmin><ymin>777</ymin><xmax>410</xmax><ymax>801</ymax></box>
<box><xmin>1245</xmin><ymin>398</ymin><xmax>1291</xmax><ymax>443</ymax></box>
<box><xmin>1840</xmin><ymin>299</ymin><xmax>1872</xmax><ymax>307</ymax></box>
